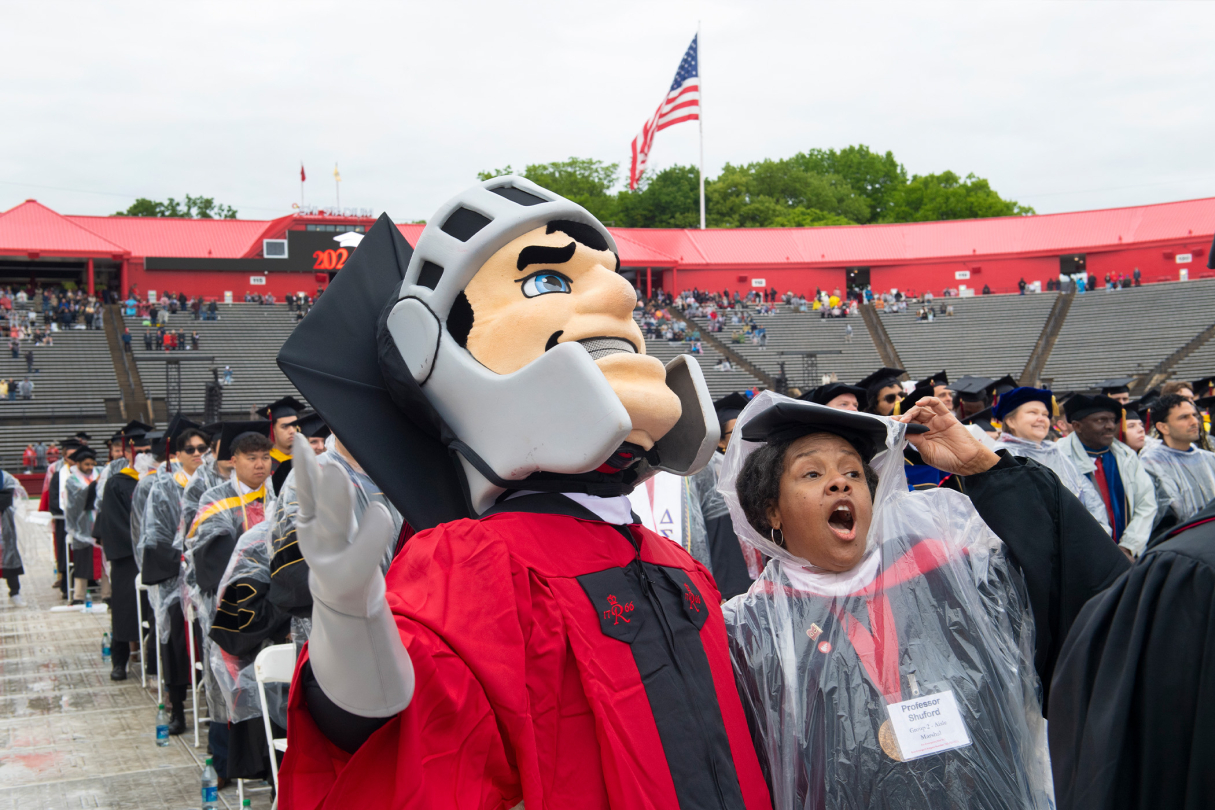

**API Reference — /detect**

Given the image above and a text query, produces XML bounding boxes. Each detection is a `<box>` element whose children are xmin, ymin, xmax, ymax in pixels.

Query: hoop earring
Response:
<box><xmin>770</xmin><ymin>527</ymin><xmax>784</xmax><ymax>546</ymax></box>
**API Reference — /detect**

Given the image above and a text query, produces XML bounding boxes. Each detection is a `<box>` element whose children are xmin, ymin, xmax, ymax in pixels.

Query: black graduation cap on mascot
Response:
<box><xmin>1096</xmin><ymin>377</ymin><xmax>1134</xmax><ymax>397</ymax></box>
<box><xmin>294</xmin><ymin>410</ymin><xmax>331</xmax><ymax>440</ymax></box>
<box><xmin>217</xmin><ymin>420</ymin><xmax>273</xmax><ymax>462</ymax></box>
<box><xmin>276</xmin><ymin>214</ymin><xmax>468</xmax><ymax>530</ymax></box>
<box><xmin>262</xmin><ymin>396</ymin><xmax>304</xmax><ymax>424</ymax></box>
<box><xmin>278</xmin><ymin>177</ymin><xmax>718</xmax><ymax>528</ymax></box>
<box><xmin>800</xmin><ymin>382</ymin><xmax>867</xmax><ymax>411</ymax></box>
<box><xmin>741</xmin><ymin>399</ymin><xmax>927</xmax><ymax>462</ymax></box>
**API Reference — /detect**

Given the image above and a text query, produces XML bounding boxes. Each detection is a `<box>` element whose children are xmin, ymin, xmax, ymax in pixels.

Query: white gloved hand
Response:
<box><xmin>293</xmin><ymin>432</ymin><xmax>415</xmax><ymax>717</ymax></box>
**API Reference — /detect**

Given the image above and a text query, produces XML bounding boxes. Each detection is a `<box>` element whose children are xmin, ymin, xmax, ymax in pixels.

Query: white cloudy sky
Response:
<box><xmin>2</xmin><ymin>0</ymin><xmax>1212</xmax><ymax>223</ymax></box>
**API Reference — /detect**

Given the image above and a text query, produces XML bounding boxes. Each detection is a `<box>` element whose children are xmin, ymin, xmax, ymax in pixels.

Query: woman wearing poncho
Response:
<box><xmin>718</xmin><ymin>392</ymin><xmax>1127</xmax><ymax>809</ymax></box>
<box><xmin>992</xmin><ymin>386</ymin><xmax>1112</xmax><ymax>533</ymax></box>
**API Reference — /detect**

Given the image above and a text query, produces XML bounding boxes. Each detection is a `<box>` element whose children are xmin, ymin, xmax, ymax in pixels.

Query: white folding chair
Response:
<box><xmin>134</xmin><ymin>573</ymin><xmax>162</xmax><ymax>703</ymax></box>
<box><xmin>185</xmin><ymin>601</ymin><xmax>205</xmax><ymax>748</ymax></box>
<box><xmin>254</xmin><ymin>644</ymin><xmax>296</xmax><ymax>800</ymax></box>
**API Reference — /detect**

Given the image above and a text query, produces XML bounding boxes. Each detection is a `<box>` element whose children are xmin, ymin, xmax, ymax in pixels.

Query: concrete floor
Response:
<box><xmin>0</xmin><ymin>511</ymin><xmax>274</xmax><ymax>809</ymax></box>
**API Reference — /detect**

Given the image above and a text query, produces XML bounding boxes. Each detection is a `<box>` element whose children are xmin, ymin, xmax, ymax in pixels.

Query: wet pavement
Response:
<box><xmin>0</xmin><ymin>510</ymin><xmax>273</xmax><ymax>809</ymax></box>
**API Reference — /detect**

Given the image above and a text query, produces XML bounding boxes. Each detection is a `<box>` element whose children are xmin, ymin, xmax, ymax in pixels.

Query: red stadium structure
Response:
<box><xmin>0</xmin><ymin>196</ymin><xmax>1211</xmax><ymax>301</ymax></box>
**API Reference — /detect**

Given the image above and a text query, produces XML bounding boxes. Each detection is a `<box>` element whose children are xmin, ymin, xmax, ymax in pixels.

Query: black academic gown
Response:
<box><xmin>95</xmin><ymin>470</ymin><xmax>142</xmax><ymax>642</ymax></box>
<box><xmin>1049</xmin><ymin>502</ymin><xmax>1215</xmax><ymax>810</ymax></box>
<box><xmin>946</xmin><ymin>452</ymin><xmax>1131</xmax><ymax>712</ymax></box>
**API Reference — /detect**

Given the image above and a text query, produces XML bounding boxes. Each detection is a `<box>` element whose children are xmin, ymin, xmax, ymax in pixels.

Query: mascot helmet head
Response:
<box><xmin>381</xmin><ymin>176</ymin><xmax>717</xmax><ymax>513</ymax></box>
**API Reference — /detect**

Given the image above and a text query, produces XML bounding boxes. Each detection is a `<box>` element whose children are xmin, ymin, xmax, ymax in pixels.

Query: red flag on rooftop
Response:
<box><xmin>300</xmin><ymin>163</ymin><xmax>306</xmax><ymax>183</ymax></box>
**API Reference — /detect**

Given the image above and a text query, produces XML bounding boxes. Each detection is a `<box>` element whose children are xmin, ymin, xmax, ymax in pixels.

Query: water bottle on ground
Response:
<box><xmin>155</xmin><ymin>704</ymin><xmax>169</xmax><ymax>747</ymax></box>
<box><xmin>243</xmin><ymin>801</ymin><xmax>251</xmax><ymax>808</ymax></box>
<box><xmin>85</xmin><ymin>592</ymin><xmax>92</xmax><ymax>611</ymax></box>
<box><xmin>201</xmin><ymin>757</ymin><xmax>219</xmax><ymax>809</ymax></box>
<box><xmin>101</xmin><ymin>632</ymin><xmax>111</xmax><ymax>662</ymax></box>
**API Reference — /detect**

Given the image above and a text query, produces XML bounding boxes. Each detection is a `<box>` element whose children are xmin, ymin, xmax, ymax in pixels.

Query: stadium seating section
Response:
<box><xmin>4</xmin><ymin>280</ymin><xmax>1215</xmax><ymax>470</ymax></box>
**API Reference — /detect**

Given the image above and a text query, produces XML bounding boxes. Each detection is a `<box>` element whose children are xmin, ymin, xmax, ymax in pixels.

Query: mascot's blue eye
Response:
<box><xmin>521</xmin><ymin>272</ymin><xmax>572</xmax><ymax>298</ymax></box>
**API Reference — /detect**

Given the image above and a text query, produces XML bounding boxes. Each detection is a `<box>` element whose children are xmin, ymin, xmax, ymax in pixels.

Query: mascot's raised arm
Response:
<box><xmin>276</xmin><ymin>177</ymin><xmax>771</xmax><ymax>809</ymax></box>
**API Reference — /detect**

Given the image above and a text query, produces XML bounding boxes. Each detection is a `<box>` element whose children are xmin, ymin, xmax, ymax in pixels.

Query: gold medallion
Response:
<box><xmin>878</xmin><ymin>719</ymin><xmax>904</xmax><ymax>762</ymax></box>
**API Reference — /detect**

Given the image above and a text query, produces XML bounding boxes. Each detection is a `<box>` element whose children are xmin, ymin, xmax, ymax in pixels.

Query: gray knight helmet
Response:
<box><xmin>381</xmin><ymin>175</ymin><xmax>718</xmax><ymax>513</ymax></box>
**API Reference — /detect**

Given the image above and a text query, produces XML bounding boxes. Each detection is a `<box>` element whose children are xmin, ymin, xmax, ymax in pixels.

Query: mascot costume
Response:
<box><xmin>276</xmin><ymin>177</ymin><xmax>771</xmax><ymax>809</ymax></box>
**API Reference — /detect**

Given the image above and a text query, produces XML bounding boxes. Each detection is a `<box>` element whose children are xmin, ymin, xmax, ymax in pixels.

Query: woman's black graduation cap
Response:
<box><xmin>856</xmin><ymin>367</ymin><xmax>905</xmax><ymax>390</ymax></box>
<box><xmin>1096</xmin><ymin>377</ymin><xmax>1134</xmax><ymax>397</ymax></box>
<box><xmin>741</xmin><ymin>400</ymin><xmax>926</xmax><ymax>462</ymax></box>
<box><xmin>277</xmin><ymin>214</ymin><xmax>470</xmax><ymax>530</ymax></box>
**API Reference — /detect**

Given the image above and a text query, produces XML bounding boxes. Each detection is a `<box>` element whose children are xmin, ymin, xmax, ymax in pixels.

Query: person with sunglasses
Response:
<box><xmin>858</xmin><ymin>367</ymin><xmax>907</xmax><ymax>417</ymax></box>
<box><xmin>137</xmin><ymin>421</ymin><xmax>209</xmax><ymax>735</ymax></box>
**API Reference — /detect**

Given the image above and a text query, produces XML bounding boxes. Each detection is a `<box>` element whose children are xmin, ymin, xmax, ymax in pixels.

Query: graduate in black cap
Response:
<box><xmin>1096</xmin><ymin>377</ymin><xmax>1134</xmax><ymax>405</ymax></box>
<box><xmin>718</xmin><ymin>392</ymin><xmax>1125</xmax><ymax>809</ymax></box>
<box><xmin>262</xmin><ymin>396</ymin><xmax>303</xmax><ymax>493</ymax></box>
<box><xmin>187</xmin><ymin>420</ymin><xmax>273</xmax><ymax>782</ymax></box>
<box><xmin>94</xmin><ymin>421</ymin><xmax>152</xmax><ymax>679</ymax></box>
<box><xmin>857</xmin><ymin>367</ymin><xmax>906</xmax><ymax>417</ymax></box>
<box><xmin>1122</xmin><ymin>399</ymin><xmax>1149</xmax><ymax>452</ymax></box>
<box><xmin>1059</xmin><ymin>395</ymin><xmax>1157</xmax><ymax>556</ymax></box>
<box><xmin>802</xmin><ymin>382</ymin><xmax>866</xmax><ymax>411</ymax></box>
<box><xmin>950</xmin><ymin>375</ymin><xmax>994</xmax><ymax>421</ymax></box>
<box><xmin>138</xmin><ymin>416</ymin><xmax>206</xmax><ymax>735</ymax></box>
<box><xmin>695</xmin><ymin>392</ymin><xmax>760</xmax><ymax>598</ymax></box>
<box><xmin>915</xmin><ymin>370</ymin><xmax>952</xmax><ymax>411</ymax></box>
<box><xmin>294</xmin><ymin>410</ymin><xmax>331</xmax><ymax>455</ymax></box>
<box><xmin>64</xmin><ymin>446</ymin><xmax>99</xmax><ymax>604</ymax></box>
<box><xmin>46</xmin><ymin>437</ymin><xmax>83</xmax><ymax>597</ymax></box>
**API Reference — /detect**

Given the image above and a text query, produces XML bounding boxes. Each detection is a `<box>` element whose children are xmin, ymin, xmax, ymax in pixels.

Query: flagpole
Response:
<box><xmin>698</xmin><ymin>22</ymin><xmax>705</xmax><ymax>231</ymax></box>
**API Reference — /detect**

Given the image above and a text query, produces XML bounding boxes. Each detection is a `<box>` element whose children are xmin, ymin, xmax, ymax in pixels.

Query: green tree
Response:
<box><xmin>882</xmin><ymin>171</ymin><xmax>1034</xmax><ymax>223</ymax></box>
<box><xmin>478</xmin><ymin>158</ymin><xmax>620</xmax><ymax>224</ymax></box>
<box><xmin>114</xmin><ymin>194</ymin><xmax>237</xmax><ymax>219</ymax></box>
<box><xmin>616</xmin><ymin>164</ymin><xmax>700</xmax><ymax>228</ymax></box>
<box><xmin>704</xmin><ymin>160</ymin><xmax>866</xmax><ymax>227</ymax></box>
<box><xmin>794</xmin><ymin>145</ymin><xmax>907</xmax><ymax>223</ymax></box>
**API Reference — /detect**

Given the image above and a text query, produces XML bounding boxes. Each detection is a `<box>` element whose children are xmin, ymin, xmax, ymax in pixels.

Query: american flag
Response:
<box><xmin>629</xmin><ymin>35</ymin><xmax>700</xmax><ymax>190</ymax></box>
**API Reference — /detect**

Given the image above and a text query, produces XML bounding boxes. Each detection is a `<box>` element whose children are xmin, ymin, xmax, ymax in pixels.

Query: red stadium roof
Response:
<box><xmin>2</xmin><ymin>195</ymin><xmax>1212</xmax><ymax>268</ymax></box>
<box><xmin>0</xmin><ymin>200</ymin><xmax>128</xmax><ymax>257</ymax></box>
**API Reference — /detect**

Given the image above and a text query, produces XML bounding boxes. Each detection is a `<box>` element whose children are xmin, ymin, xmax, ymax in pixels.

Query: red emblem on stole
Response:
<box><xmin>683</xmin><ymin>583</ymin><xmax>703</xmax><ymax>613</ymax></box>
<box><xmin>603</xmin><ymin>594</ymin><xmax>635</xmax><ymax>625</ymax></box>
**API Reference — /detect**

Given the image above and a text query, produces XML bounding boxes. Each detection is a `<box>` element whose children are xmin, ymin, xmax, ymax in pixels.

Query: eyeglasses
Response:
<box><xmin>882</xmin><ymin>393</ymin><xmax>903</xmax><ymax>404</ymax></box>
<box><xmin>180</xmin><ymin>444</ymin><xmax>207</xmax><ymax>455</ymax></box>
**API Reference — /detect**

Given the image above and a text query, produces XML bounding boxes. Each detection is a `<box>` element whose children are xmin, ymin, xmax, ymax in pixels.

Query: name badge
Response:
<box><xmin>885</xmin><ymin>690</ymin><xmax>971</xmax><ymax>761</ymax></box>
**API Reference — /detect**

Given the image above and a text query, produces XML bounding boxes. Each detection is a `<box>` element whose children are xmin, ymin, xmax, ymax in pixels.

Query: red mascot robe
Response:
<box><xmin>280</xmin><ymin>494</ymin><xmax>771</xmax><ymax>809</ymax></box>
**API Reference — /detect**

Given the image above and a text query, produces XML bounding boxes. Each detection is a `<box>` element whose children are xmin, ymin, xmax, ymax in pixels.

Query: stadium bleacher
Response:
<box><xmin>123</xmin><ymin>303</ymin><xmax>303</xmax><ymax>417</ymax></box>
<box><xmin>682</xmin><ymin>305</ymin><xmax>884</xmax><ymax>392</ymax></box>
<box><xmin>0</xmin><ymin>422</ymin><xmax>126</xmax><ymax>474</ymax></box>
<box><xmin>0</xmin><ymin>306</ymin><xmax>119</xmax><ymax>419</ymax></box>
<box><xmin>1041</xmin><ymin>279</ymin><xmax>1215</xmax><ymax>392</ymax></box>
<box><xmin>879</xmin><ymin>293</ymin><xmax>1058</xmax><ymax>383</ymax></box>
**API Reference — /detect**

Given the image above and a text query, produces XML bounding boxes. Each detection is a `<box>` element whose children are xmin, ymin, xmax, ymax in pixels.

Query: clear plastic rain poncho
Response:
<box><xmin>91</xmin><ymin>457</ymin><xmax>126</xmax><ymax>524</ymax></box>
<box><xmin>177</xmin><ymin>458</ymin><xmax>227</xmax><ymax>719</ymax></box>
<box><xmin>129</xmin><ymin>466</ymin><xmax>163</xmax><ymax>559</ymax></box>
<box><xmin>1139</xmin><ymin>442</ymin><xmax>1215</xmax><ymax>525</ymax></box>
<box><xmin>718</xmin><ymin>392</ymin><xmax>1050</xmax><ymax>810</ymax></box>
<box><xmin>208</xmin><ymin>516</ymin><xmax>289</xmax><ymax>726</ymax></box>
<box><xmin>184</xmin><ymin>471</ymin><xmax>273</xmax><ymax>723</ymax></box>
<box><xmin>0</xmin><ymin>471</ymin><xmax>29</xmax><ymax>573</ymax></box>
<box><xmin>64</xmin><ymin>467</ymin><xmax>97</xmax><ymax>551</ymax></box>
<box><xmin>993</xmin><ymin>432</ymin><xmax>1112</xmax><ymax>533</ymax></box>
<box><xmin>139</xmin><ymin>466</ymin><xmax>191</xmax><ymax>644</ymax></box>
